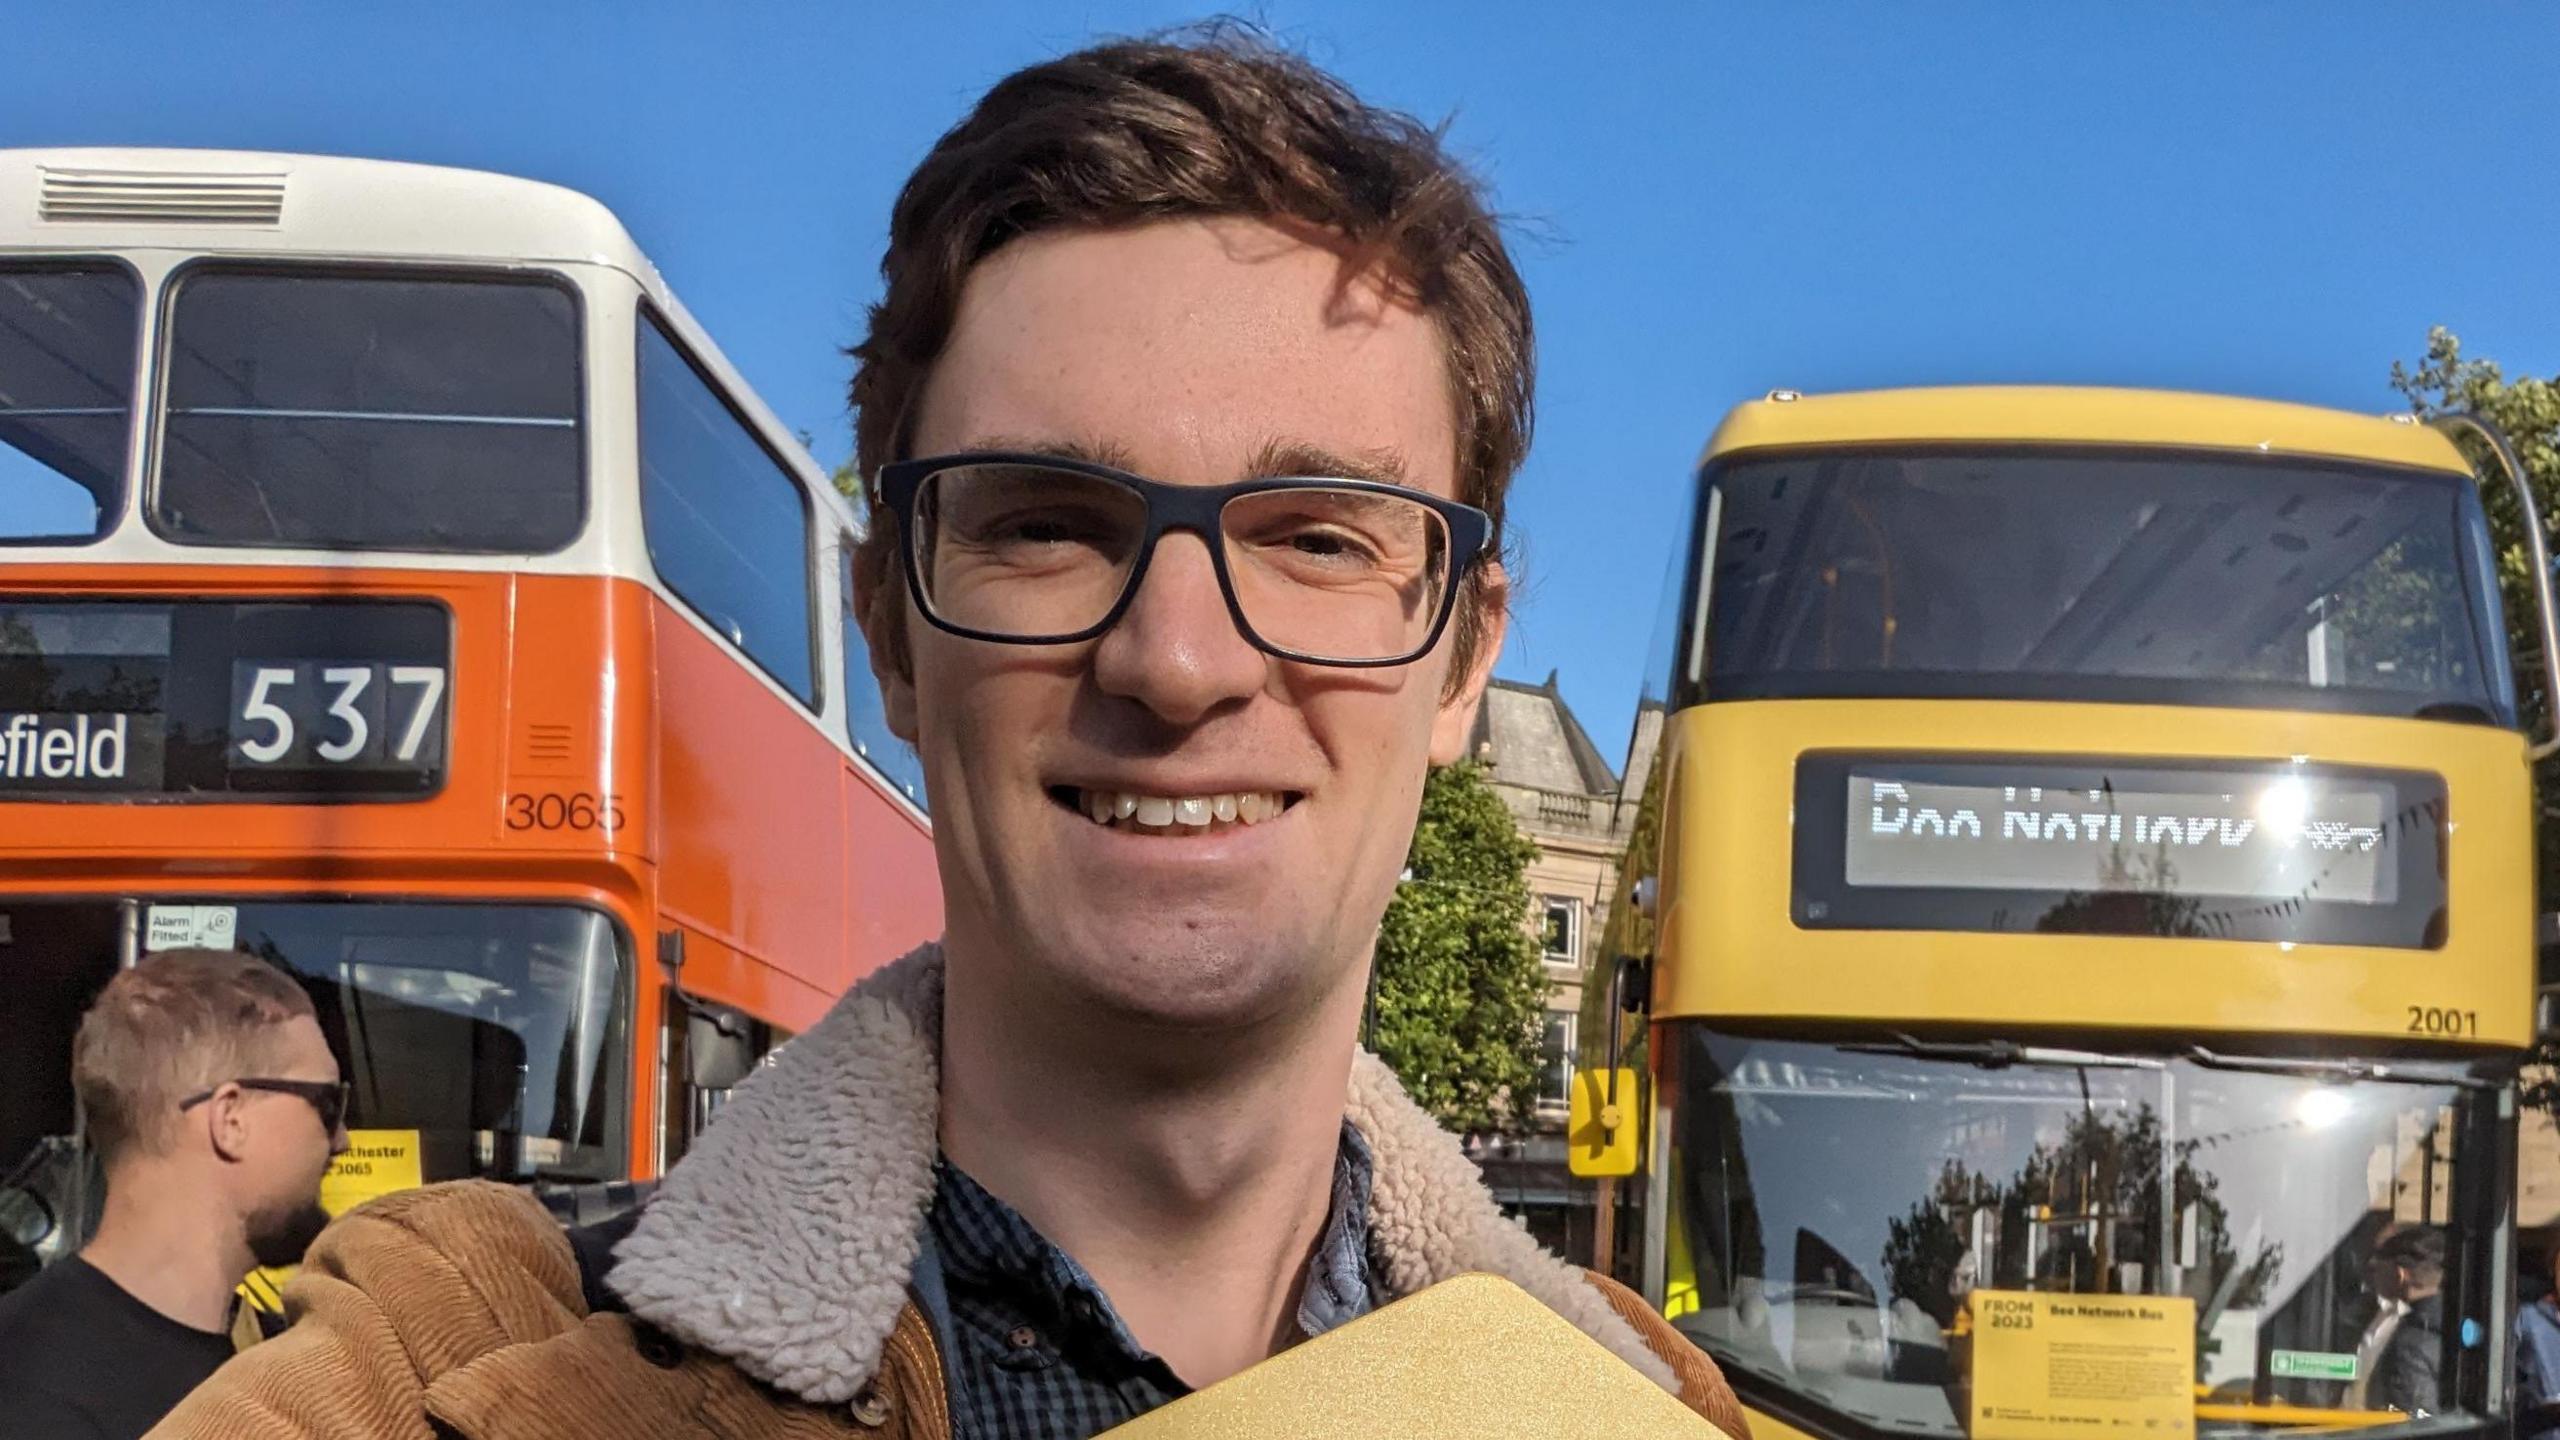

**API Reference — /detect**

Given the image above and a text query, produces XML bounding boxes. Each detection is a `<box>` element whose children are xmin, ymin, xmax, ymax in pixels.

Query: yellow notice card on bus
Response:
<box><xmin>320</xmin><ymin>1129</ymin><xmax>424</xmax><ymax>1215</ymax></box>
<box><xmin>1969</xmin><ymin>1290</ymin><xmax>2196</xmax><ymax>1440</ymax></box>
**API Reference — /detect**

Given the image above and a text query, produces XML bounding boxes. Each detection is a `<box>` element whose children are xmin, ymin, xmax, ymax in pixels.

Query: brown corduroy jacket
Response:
<box><xmin>152</xmin><ymin>945</ymin><xmax>1746</xmax><ymax>1440</ymax></box>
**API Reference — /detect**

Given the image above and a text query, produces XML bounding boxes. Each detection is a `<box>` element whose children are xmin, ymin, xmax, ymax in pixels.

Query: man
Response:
<box><xmin>2346</xmin><ymin>1225</ymin><xmax>2445</xmax><ymax>1416</ymax></box>
<box><xmin>2366</xmin><ymin>1226</ymin><xmax>2447</xmax><ymax>1416</ymax></box>
<box><xmin>158</xmin><ymin>29</ymin><xmax>1744</xmax><ymax>1439</ymax></box>
<box><xmin>0</xmin><ymin>948</ymin><xmax>347</xmax><ymax>1439</ymax></box>
<box><xmin>2517</xmin><ymin>1242</ymin><xmax>2560</xmax><ymax>1438</ymax></box>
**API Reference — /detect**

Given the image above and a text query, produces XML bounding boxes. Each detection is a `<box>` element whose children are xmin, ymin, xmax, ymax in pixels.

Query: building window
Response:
<box><xmin>1539</xmin><ymin>1010</ymin><xmax>1575</xmax><ymax>1114</ymax></box>
<box><xmin>1540</xmin><ymin>896</ymin><xmax>1580</xmax><ymax>964</ymax></box>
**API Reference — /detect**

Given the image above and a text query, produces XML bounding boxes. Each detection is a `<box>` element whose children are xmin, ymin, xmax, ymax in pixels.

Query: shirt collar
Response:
<box><xmin>930</xmin><ymin>1117</ymin><xmax>1381</xmax><ymax>1364</ymax></box>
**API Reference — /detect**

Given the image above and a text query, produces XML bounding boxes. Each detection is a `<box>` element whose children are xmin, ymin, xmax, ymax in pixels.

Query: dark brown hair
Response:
<box><xmin>850</xmin><ymin>25</ymin><xmax>1532</xmax><ymax>690</ymax></box>
<box><xmin>72</xmin><ymin>948</ymin><xmax>316</xmax><ymax>1166</ymax></box>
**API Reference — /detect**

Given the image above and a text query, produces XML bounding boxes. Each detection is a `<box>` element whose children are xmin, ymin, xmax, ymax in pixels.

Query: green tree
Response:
<box><xmin>1370</xmin><ymin>760</ymin><xmax>1548</xmax><ymax>1136</ymax></box>
<box><xmin>2391</xmin><ymin>327</ymin><xmax>2560</xmax><ymax>752</ymax></box>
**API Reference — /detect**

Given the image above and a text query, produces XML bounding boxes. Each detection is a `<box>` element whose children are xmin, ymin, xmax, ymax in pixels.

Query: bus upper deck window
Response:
<box><xmin>154</xmin><ymin>268</ymin><xmax>582</xmax><ymax>554</ymax></box>
<box><xmin>0</xmin><ymin>265</ymin><xmax>140</xmax><ymax>546</ymax></box>
<box><xmin>1699</xmin><ymin>449</ymin><xmax>2513</xmax><ymax>727</ymax></box>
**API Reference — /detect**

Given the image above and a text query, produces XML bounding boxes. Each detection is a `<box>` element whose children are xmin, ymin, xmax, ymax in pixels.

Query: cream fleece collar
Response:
<box><xmin>607</xmin><ymin>943</ymin><xmax>1676</xmax><ymax>1407</ymax></box>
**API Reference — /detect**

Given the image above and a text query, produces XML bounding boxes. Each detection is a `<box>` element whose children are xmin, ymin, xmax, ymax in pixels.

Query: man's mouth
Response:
<box><xmin>1049</xmin><ymin>786</ymin><xmax>1301</xmax><ymax>835</ymax></box>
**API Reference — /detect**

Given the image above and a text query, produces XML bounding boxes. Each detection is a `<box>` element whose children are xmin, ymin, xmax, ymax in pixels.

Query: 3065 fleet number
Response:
<box><xmin>505</xmin><ymin>792</ymin><xmax>625</xmax><ymax>833</ymax></box>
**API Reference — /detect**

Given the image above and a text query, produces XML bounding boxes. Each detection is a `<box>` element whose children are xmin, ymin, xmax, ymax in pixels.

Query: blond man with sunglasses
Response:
<box><xmin>0</xmin><ymin>947</ymin><xmax>348</xmax><ymax>1440</ymax></box>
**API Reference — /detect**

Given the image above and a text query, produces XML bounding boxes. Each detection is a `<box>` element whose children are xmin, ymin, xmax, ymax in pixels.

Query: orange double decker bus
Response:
<box><xmin>0</xmin><ymin>148</ymin><xmax>941</xmax><ymax>1283</ymax></box>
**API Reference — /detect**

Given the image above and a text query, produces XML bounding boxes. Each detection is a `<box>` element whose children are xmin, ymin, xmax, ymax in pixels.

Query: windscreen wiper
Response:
<box><xmin>2184</xmin><ymin>1045</ymin><xmax>2501</xmax><ymax>1091</ymax></box>
<box><xmin>1842</xmin><ymin>1032</ymin><xmax>2163</xmax><ymax>1071</ymax></box>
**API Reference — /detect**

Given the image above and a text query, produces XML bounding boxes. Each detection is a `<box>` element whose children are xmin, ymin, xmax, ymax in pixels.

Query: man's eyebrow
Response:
<box><xmin>958</xmin><ymin>435</ymin><xmax>1143</xmax><ymax>471</ymax></box>
<box><xmin>952</xmin><ymin>436</ymin><xmax>1417</xmax><ymax>489</ymax></box>
<box><xmin>1247</xmin><ymin>439</ymin><xmax>1412</xmax><ymax>488</ymax></box>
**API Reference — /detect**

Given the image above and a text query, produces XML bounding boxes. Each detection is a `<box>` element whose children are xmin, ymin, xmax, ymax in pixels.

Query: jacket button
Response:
<box><xmin>633</xmin><ymin>1326</ymin><xmax>684</xmax><ymax>1369</ymax></box>
<box><xmin>850</xmin><ymin>1385</ymin><xmax>893</xmax><ymax>1428</ymax></box>
<box><xmin>1007</xmin><ymin>1326</ymin><xmax>1039</xmax><ymax>1350</ymax></box>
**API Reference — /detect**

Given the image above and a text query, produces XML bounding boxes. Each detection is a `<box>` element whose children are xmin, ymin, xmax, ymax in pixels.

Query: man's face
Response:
<box><xmin>2365</xmin><ymin>1254</ymin><xmax>2403</xmax><ymax>1303</ymax></box>
<box><xmin>887</xmin><ymin>218</ymin><xmax>1502</xmax><ymax>1033</ymax></box>
<box><xmin>232</xmin><ymin>1015</ymin><xmax>347</xmax><ymax>1268</ymax></box>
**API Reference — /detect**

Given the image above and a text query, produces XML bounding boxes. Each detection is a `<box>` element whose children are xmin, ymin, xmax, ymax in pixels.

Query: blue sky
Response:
<box><xmin>10</xmin><ymin>3</ymin><xmax>2558</xmax><ymax>764</ymax></box>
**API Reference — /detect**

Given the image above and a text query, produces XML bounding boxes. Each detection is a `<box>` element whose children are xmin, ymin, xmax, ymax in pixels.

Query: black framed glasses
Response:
<box><xmin>179</xmin><ymin>1077</ymin><xmax>350</xmax><ymax>1134</ymax></box>
<box><xmin>874</xmin><ymin>452</ymin><xmax>1495</xmax><ymax>667</ymax></box>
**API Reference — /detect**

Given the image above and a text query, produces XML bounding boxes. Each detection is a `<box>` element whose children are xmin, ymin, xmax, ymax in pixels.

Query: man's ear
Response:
<box><xmin>851</xmin><ymin>540</ymin><xmax>920</xmax><ymax>743</ymax></box>
<box><xmin>1429</xmin><ymin>563</ymin><xmax>1509</xmax><ymax>765</ymax></box>
<box><xmin>203</xmin><ymin>1084</ymin><xmax>253</xmax><ymax>1164</ymax></box>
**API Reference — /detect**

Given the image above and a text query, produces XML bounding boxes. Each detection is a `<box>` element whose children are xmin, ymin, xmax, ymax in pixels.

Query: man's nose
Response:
<box><xmin>1090</xmin><ymin>530</ymin><xmax>1267</xmax><ymax>723</ymax></box>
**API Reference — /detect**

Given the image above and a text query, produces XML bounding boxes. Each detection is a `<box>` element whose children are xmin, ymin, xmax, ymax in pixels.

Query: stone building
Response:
<box><xmin>1464</xmin><ymin>670</ymin><xmax>1632</xmax><ymax>1260</ymax></box>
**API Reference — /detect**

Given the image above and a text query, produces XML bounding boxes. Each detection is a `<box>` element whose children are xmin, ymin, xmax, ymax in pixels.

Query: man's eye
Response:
<box><xmin>980</xmin><ymin>509</ymin><xmax>1113</xmax><ymax>545</ymax></box>
<box><xmin>1285</xmin><ymin>528</ymin><xmax>1377</xmax><ymax>563</ymax></box>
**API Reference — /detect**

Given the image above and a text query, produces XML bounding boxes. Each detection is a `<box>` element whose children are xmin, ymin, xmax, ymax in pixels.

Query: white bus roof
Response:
<box><xmin>0</xmin><ymin>147</ymin><xmax>662</xmax><ymax>285</ymax></box>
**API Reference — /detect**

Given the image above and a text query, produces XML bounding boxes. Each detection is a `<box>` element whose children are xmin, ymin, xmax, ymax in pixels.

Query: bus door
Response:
<box><xmin>0</xmin><ymin>899</ymin><xmax>128</xmax><ymax>1288</ymax></box>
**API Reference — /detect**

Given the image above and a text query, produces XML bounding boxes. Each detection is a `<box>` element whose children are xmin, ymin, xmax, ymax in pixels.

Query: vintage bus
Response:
<box><xmin>0</xmin><ymin>148</ymin><xmax>942</xmax><ymax>1287</ymax></box>
<box><xmin>1580</xmin><ymin>387</ymin><xmax>2548</xmax><ymax>1438</ymax></box>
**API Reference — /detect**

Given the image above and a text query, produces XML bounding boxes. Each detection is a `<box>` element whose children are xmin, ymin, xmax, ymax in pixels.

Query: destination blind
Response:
<box><xmin>1792</xmin><ymin>753</ymin><xmax>2448</xmax><ymax>949</ymax></box>
<box><xmin>0</xmin><ymin>598</ymin><xmax>450</xmax><ymax>799</ymax></box>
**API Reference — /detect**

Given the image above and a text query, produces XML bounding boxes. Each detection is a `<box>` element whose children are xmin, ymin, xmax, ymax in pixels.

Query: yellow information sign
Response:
<box><xmin>1969</xmin><ymin>1290</ymin><xmax>2196</xmax><ymax>1440</ymax></box>
<box><xmin>239</xmin><ymin>1129</ymin><xmax>425</xmax><ymax>1319</ymax></box>
<box><xmin>318</xmin><ymin>1128</ymin><xmax>424</xmax><ymax>1215</ymax></box>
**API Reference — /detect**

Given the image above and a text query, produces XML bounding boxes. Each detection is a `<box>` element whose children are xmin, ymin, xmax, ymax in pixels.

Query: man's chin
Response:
<box><xmin>1034</xmin><ymin>923</ymin><xmax>1335</xmax><ymax>1035</ymax></box>
<box><xmin>246</xmin><ymin>1197</ymin><xmax>335</xmax><ymax>1270</ymax></box>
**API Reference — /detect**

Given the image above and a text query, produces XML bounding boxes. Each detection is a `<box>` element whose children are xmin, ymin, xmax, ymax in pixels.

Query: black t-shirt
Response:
<box><xmin>0</xmin><ymin>1256</ymin><xmax>237</xmax><ymax>1440</ymax></box>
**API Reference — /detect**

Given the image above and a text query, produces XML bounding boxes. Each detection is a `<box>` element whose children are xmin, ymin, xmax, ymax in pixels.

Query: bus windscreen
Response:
<box><xmin>1700</xmin><ymin>448</ymin><xmax>2514</xmax><ymax>725</ymax></box>
<box><xmin>154</xmin><ymin>268</ymin><xmax>581</xmax><ymax>553</ymax></box>
<box><xmin>0</xmin><ymin>265</ymin><xmax>138</xmax><ymax>546</ymax></box>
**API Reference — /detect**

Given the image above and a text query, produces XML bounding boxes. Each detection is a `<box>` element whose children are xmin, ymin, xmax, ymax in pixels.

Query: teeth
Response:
<box><xmin>1073</xmin><ymin>788</ymin><xmax>1289</xmax><ymax>832</ymax></box>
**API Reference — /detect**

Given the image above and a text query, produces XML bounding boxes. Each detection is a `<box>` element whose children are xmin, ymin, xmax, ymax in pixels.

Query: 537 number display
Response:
<box><xmin>229</xmin><ymin>662</ymin><xmax>448</xmax><ymax>772</ymax></box>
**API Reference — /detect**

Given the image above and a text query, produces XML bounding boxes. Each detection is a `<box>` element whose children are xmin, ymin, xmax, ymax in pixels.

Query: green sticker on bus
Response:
<box><xmin>2271</xmin><ymin>1350</ymin><xmax>2357</xmax><ymax>1380</ymax></box>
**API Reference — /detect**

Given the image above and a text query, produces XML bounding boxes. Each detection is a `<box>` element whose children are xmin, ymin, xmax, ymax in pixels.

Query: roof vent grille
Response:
<box><xmin>39</xmin><ymin>166</ymin><xmax>286</xmax><ymax>226</ymax></box>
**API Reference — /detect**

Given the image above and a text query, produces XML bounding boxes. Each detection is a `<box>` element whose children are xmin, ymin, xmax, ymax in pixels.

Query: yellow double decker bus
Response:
<box><xmin>1583</xmin><ymin>387</ymin><xmax>2551</xmax><ymax>1439</ymax></box>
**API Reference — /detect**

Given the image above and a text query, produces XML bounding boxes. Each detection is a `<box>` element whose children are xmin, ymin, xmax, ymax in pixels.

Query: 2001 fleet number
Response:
<box><xmin>2406</xmin><ymin>1006</ymin><xmax>2479</xmax><ymax>1037</ymax></box>
<box><xmin>505</xmin><ymin>792</ymin><xmax>625</xmax><ymax>833</ymax></box>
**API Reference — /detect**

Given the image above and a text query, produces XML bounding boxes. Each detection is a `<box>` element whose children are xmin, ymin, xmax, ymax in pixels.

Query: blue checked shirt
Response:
<box><xmin>909</xmin><ymin>1121</ymin><xmax>1384</xmax><ymax>1439</ymax></box>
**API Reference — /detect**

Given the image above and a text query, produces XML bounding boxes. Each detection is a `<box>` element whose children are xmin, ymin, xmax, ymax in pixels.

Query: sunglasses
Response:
<box><xmin>179</xmin><ymin>1077</ymin><xmax>351</xmax><ymax>1134</ymax></box>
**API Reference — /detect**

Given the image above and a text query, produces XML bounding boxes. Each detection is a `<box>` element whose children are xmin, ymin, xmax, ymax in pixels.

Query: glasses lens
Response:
<box><xmin>319</xmin><ymin>1082</ymin><xmax>349</xmax><ymax>1133</ymax></box>
<box><xmin>911</xmin><ymin>463</ymin><xmax>1148</xmax><ymax>640</ymax></box>
<box><xmin>1221</xmin><ymin>487</ymin><xmax>1453</xmax><ymax>662</ymax></box>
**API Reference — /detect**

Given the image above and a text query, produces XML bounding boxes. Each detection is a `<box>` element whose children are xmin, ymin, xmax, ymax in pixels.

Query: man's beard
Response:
<box><xmin>245</xmin><ymin>1197</ymin><xmax>333</xmax><ymax>1270</ymax></box>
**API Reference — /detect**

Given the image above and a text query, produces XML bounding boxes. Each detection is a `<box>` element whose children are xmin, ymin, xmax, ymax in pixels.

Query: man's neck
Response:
<box><xmin>937</xmin><ymin>955</ymin><xmax>1368</xmax><ymax>1390</ymax></box>
<box><xmin>81</xmin><ymin>1164</ymin><xmax>251</xmax><ymax>1334</ymax></box>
